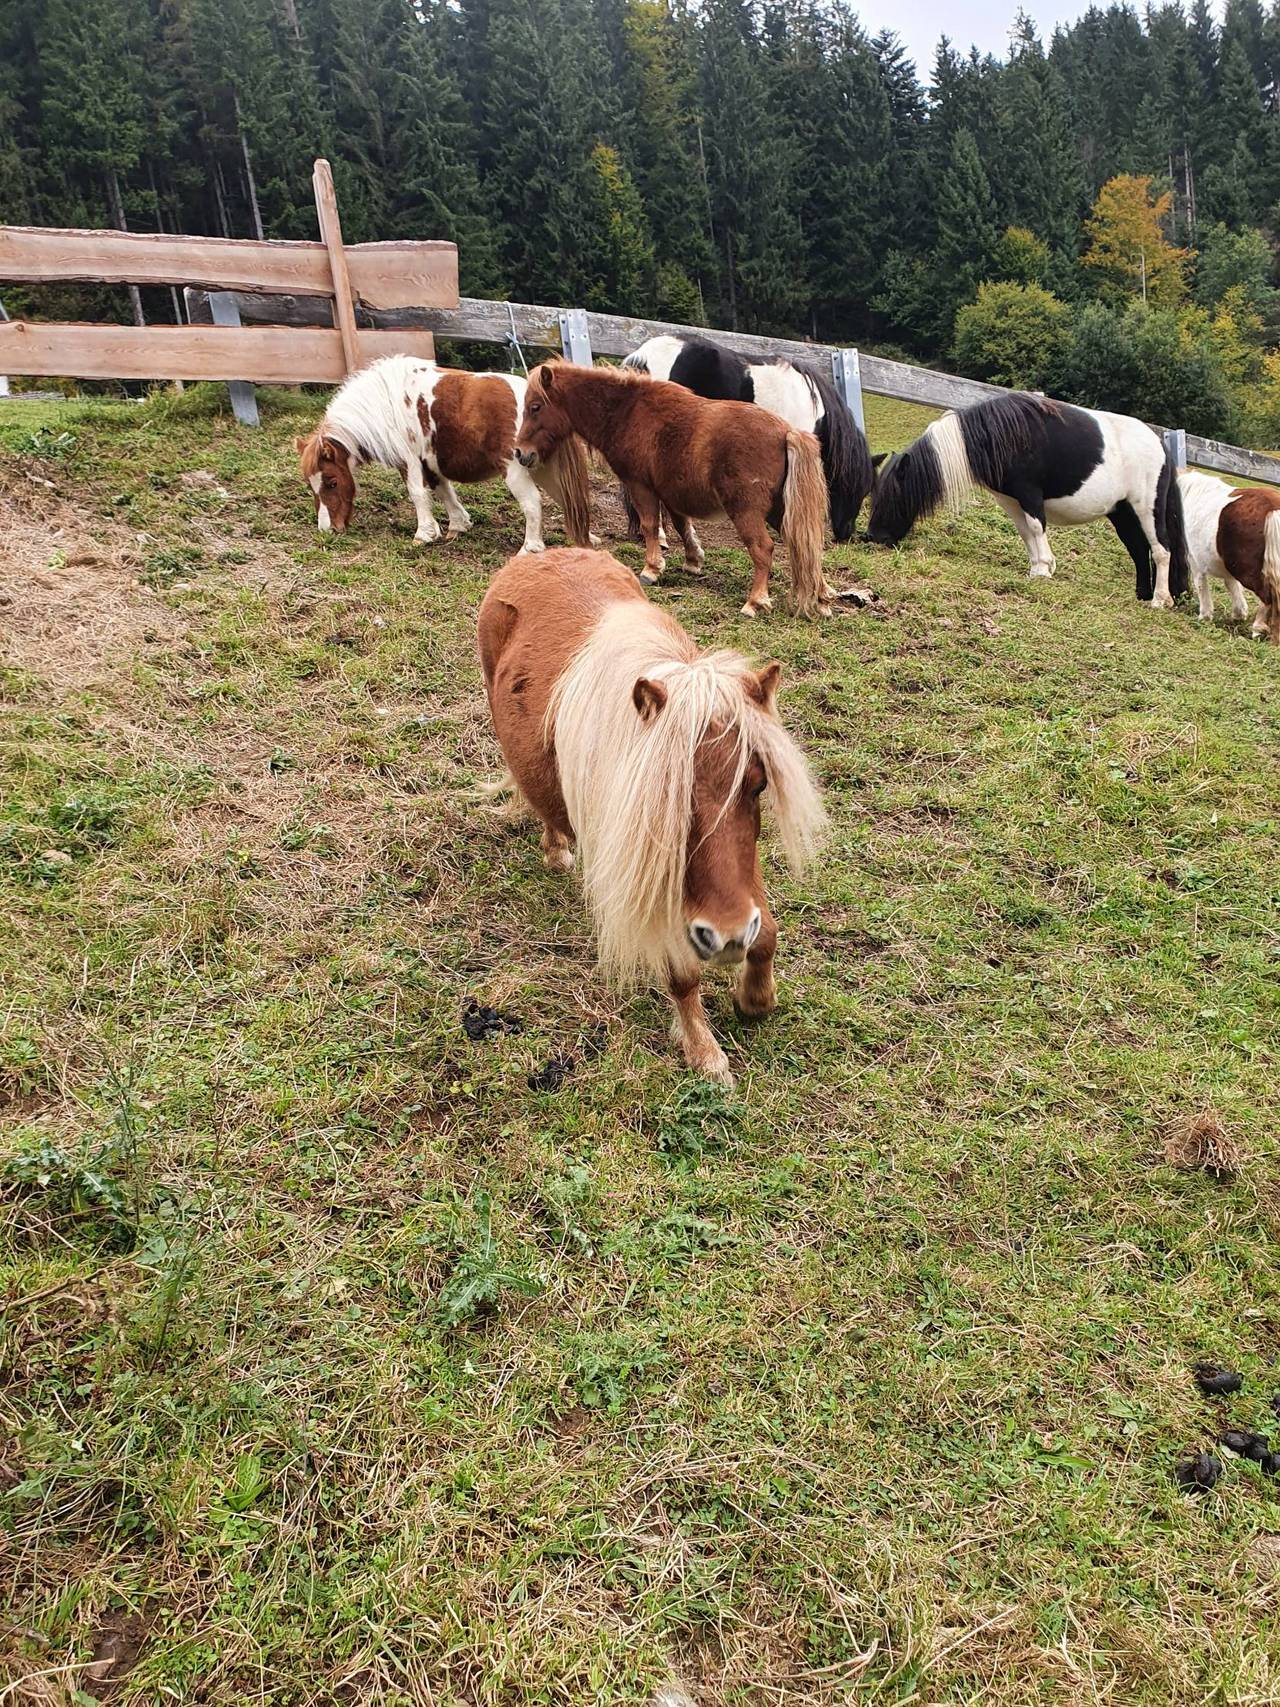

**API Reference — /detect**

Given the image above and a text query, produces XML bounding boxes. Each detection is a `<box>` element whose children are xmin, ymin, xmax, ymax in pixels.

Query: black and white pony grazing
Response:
<box><xmin>623</xmin><ymin>334</ymin><xmax>874</xmax><ymax>541</ymax></box>
<box><xmin>866</xmin><ymin>392</ymin><xmax>1188</xmax><ymax>607</ymax></box>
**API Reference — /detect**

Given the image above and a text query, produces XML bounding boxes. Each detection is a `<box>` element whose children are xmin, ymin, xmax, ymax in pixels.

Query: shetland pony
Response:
<box><xmin>623</xmin><ymin>334</ymin><xmax>875</xmax><ymax>541</ymax></box>
<box><xmin>1178</xmin><ymin>469</ymin><xmax>1280</xmax><ymax>640</ymax></box>
<box><xmin>513</xmin><ymin>362</ymin><xmax>833</xmax><ymax>618</ymax></box>
<box><xmin>295</xmin><ymin>355</ymin><xmax>592</xmax><ymax>551</ymax></box>
<box><xmin>478</xmin><ymin>548</ymin><xmax>825</xmax><ymax>1084</ymax></box>
<box><xmin>867</xmin><ymin>393</ymin><xmax>1189</xmax><ymax>606</ymax></box>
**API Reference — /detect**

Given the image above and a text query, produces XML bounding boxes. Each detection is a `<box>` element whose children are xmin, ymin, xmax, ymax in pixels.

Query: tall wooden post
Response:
<box><xmin>312</xmin><ymin>158</ymin><xmax>360</xmax><ymax>377</ymax></box>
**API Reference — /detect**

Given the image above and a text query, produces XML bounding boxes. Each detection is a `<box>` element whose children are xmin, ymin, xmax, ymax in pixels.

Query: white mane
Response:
<box><xmin>548</xmin><ymin>602</ymin><xmax>825</xmax><ymax>985</ymax></box>
<box><xmin>320</xmin><ymin>355</ymin><xmax>441</xmax><ymax>468</ymax></box>
<box><xmin>926</xmin><ymin>413</ymin><xmax>978</xmax><ymax>512</ymax></box>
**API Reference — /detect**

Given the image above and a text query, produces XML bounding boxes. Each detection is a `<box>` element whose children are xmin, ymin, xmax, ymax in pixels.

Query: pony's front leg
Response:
<box><xmin>539</xmin><ymin>821</ymin><xmax>573</xmax><ymax>873</ymax></box>
<box><xmin>631</xmin><ymin>487</ymin><xmax>666</xmax><ymax>584</ymax></box>
<box><xmin>733</xmin><ymin>901</ymin><xmax>777</xmax><ymax>1021</ymax></box>
<box><xmin>436</xmin><ymin>476</ymin><xmax>473</xmax><ymax>540</ymax></box>
<box><xmin>668</xmin><ymin>971</ymin><xmax>732</xmax><ymax>1085</ymax></box>
<box><xmin>668</xmin><ymin>512</ymin><xmax>704</xmax><ymax>573</ymax></box>
<box><xmin>1194</xmin><ymin>569</ymin><xmax>1214</xmax><ymax>621</ymax></box>
<box><xmin>406</xmin><ymin>460</ymin><xmax>440</xmax><ymax>545</ymax></box>
<box><xmin>505</xmin><ymin>459</ymin><xmax>546</xmax><ymax>553</ymax></box>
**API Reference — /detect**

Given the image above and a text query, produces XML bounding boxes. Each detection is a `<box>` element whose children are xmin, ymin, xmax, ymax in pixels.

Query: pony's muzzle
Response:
<box><xmin>515</xmin><ymin>448</ymin><xmax>538</xmax><ymax>469</ymax></box>
<box><xmin>689</xmin><ymin>909</ymin><xmax>761</xmax><ymax>963</ymax></box>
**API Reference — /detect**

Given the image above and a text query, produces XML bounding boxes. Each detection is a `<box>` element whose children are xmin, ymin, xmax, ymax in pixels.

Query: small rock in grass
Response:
<box><xmin>1174</xmin><ymin>1451</ymin><xmax>1224</xmax><ymax>1493</ymax></box>
<box><xmin>1221</xmin><ymin>1430</ymin><xmax>1270</xmax><ymax>1462</ymax></box>
<box><xmin>1194</xmin><ymin>1362</ymin><xmax>1244</xmax><ymax>1396</ymax></box>
<box><xmin>528</xmin><ymin>1051</ymin><xmax>574</xmax><ymax>1093</ymax></box>
<box><xmin>461</xmin><ymin>998</ymin><xmax>522</xmax><ymax>1043</ymax></box>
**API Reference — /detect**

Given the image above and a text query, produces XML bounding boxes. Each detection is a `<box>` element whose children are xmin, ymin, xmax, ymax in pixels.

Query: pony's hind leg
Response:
<box><xmin>668</xmin><ymin>512</ymin><xmax>705</xmax><ymax>573</ymax></box>
<box><xmin>1195</xmin><ymin>568</ymin><xmax>1215</xmax><ymax>621</ymax></box>
<box><xmin>631</xmin><ymin>486</ymin><xmax>666</xmax><ymax>584</ymax></box>
<box><xmin>540</xmin><ymin>821</ymin><xmax>574</xmax><ymax>873</ymax></box>
<box><xmin>1223</xmin><ymin>572</ymin><xmax>1250</xmax><ymax>621</ymax></box>
<box><xmin>436</xmin><ymin>476</ymin><xmax>472</xmax><ymax>540</ymax></box>
<box><xmin>668</xmin><ymin>972</ymin><xmax>732</xmax><ymax>1085</ymax></box>
<box><xmin>729</xmin><ymin>510</ymin><xmax>776</xmax><ymax>616</ymax></box>
<box><xmin>505</xmin><ymin>460</ymin><xmax>546</xmax><ymax>553</ymax></box>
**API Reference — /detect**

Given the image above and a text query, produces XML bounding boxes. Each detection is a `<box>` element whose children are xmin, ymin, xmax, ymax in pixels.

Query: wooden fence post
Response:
<box><xmin>558</xmin><ymin>309</ymin><xmax>593</xmax><ymax>365</ymax></box>
<box><xmin>831</xmin><ymin>349</ymin><xmax>865</xmax><ymax>432</ymax></box>
<box><xmin>208</xmin><ymin>291</ymin><xmax>260</xmax><ymax>425</ymax></box>
<box><xmin>0</xmin><ymin>296</ymin><xmax>8</xmax><ymax>396</ymax></box>
<box><xmin>312</xmin><ymin>159</ymin><xmax>360</xmax><ymax>377</ymax></box>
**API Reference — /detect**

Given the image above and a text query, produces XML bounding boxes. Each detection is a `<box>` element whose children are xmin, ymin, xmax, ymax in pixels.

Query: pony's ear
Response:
<box><xmin>632</xmin><ymin>677</ymin><xmax>667</xmax><ymax>721</ymax></box>
<box><xmin>294</xmin><ymin>435</ymin><xmax>308</xmax><ymax>454</ymax></box>
<box><xmin>747</xmin><ymin>660</ymin><xmax>782</xmax><ymax>710</ymax></box>
<box><xmin>871</xmin><ymin>452</ymin><xmax>889</xmax><ymax>469</ymax></box>
<box><xmin>541</xmin><ymin>364</ymin><xmax>555</xmax><ymax>392</ymax></box>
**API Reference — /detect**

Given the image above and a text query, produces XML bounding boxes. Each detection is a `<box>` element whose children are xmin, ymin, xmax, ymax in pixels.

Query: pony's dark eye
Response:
<box><xmin>529</xmin><ymin>401</ymin><xmax>541</xmax><ymax>415</ymax></box>
<box><xmin>749</xmin><ymin>778</ymin><xmax>767</xmax><ymax>801</ymax></box>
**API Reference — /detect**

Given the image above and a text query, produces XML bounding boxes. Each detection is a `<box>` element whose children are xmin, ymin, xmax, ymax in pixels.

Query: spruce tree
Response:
<box><xmin>933</xmin><ymin>128</ymin><xmax>1001</xmax><ymax>337</ymax></box>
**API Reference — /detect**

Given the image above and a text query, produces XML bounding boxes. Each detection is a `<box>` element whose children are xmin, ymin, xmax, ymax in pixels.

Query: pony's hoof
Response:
<box><xmin>413</xmin><ymin>533</ymin><xmax>439</xmax><ymax>547</ymax></box>
<box><xmin>684</xmin><ymin>558</ymin><xmax>705</xmax><ymax>575</ymax></box>
<box><xmin>1029</xmin><ymin>566</ymin><xmax>1053</xmax><ymax>579</ymax></box>
<box><xmin>639</xmin><ymin>569</ymin><xmax>662</xmax><ymax>585</ymax></box>
<box><xmin>544</xmin><ymin>847</ymin><xmax>574</xmax><ymax>874</ymax></box>
<box><xmin>690</xmin><ymin>1049</ymin><xmax>733</xmax><ymax>1088</ymax></box>
<box><xmin>817</xmin><ymin>603</ymin><xmax>833</xmax><ymax>618</ymax></box>
<box><xmin>589</xmin><ymin>533</ymin><xmax>604</xmax><ymax>548</ymax></box>
<box><xmin>522</xmin><ymin>539</ymin><xmax>547</xmax><ymax>554</ymax></box>
<box><xmin>1150</xmin><ymin>595</ymin><xmax>1174</xmax><ymax>611</ymax></box>
<box><xmin>733</xmin><ymin>993</ymin><xmax>775</xmax><ymax>1023</ymax></box>
<box><xmin>739</xmin><ymin>602</ymin><xmax>758</xmax><ymax>618</ymax></box>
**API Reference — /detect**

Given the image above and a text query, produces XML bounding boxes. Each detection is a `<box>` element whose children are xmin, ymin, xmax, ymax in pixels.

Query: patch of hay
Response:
<box><xmin>1163</xmin><ymin>1109</ymin><xmax>1244</xmax><ymax>1177</ymax></box>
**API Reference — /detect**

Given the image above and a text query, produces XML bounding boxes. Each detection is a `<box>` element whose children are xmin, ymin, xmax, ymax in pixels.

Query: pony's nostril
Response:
<box><xmin>689</xmin><ymin>922</ymin><xmax>721</xmax><ymax>959</ymax></box>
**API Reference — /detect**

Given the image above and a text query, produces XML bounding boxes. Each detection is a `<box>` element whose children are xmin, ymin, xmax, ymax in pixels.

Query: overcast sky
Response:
<box><xmin>856</xmin><ymin>0</ymin><xmax>1112</xmax><ymax>74</ymax></box>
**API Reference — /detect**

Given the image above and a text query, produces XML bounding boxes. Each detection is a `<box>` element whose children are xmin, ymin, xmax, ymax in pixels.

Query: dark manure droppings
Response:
<box><xmin>1221</xmin><ymin>1430</ymin><xmax>1270</xmax><ymax>1462</ymax></box>
<box><xmin>528</xmin><ymin>1051</ymin><xmax>575</xmax><ymax>1093</ymax></box>
<box><xmin>462</xmin><ymin>998</ymin><xmax>523</xmax><ymax>1042</ymax></box>
<box><xmin>1174</xmin><ymin>1451</ymin><xmax>1224</xmax><ymax>1494</ymax></box>
<box><xmin>1194</xmin><ymin>1362</ymin><xmax>1243</xmax><ymax>1396</ymax></box>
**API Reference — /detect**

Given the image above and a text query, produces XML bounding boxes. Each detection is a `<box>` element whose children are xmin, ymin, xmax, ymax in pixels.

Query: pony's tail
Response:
<box><xmin>781</xmin><ymin>429</ymin><xmax>831</xmax><ymax>617</ymax></box>
<box><xmin>1263</xmin><ymin>510</ymin><xmax>1280</xmax><ymax>644</ymax></box>
<box><xmin>808</xmin><ymin>368</ymin><xmax>874</xmax><ymax>542</ymax></box>
<box><xmin>545</xmin><ymin>433</ymin><xmax>593</xmax><ymax>545</ymax></box>
<box><xmin>1157</xmin><ymin>441</ymin><xmax>1190</xmax><ymax>601</ymax></box>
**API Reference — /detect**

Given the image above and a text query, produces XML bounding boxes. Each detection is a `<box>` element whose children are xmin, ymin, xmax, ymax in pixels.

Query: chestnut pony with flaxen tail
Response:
<box><xmin>514</xmin><ymin>361</ymin><xmax>832</xmax><ymax>618</ymax></box>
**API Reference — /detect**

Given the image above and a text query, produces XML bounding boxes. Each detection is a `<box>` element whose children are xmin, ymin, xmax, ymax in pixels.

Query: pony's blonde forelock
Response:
<box><xmin>548</xmin><ymin>604</ymin><xmax>825</xmax><ymax>985</ymax></box>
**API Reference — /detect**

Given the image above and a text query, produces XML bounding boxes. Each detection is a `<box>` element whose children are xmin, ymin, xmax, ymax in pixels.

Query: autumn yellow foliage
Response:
<box><xmin>1082</xmin><ymin>175</ymin><xmax>1189</xmax><ymax>307</ymax></box>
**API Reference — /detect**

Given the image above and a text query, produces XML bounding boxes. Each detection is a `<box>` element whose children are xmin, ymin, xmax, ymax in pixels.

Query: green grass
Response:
<box><xmin>2</xmin><ymin>381</ymin><xmax>1278</xmax><ymax>1705</ymax></box>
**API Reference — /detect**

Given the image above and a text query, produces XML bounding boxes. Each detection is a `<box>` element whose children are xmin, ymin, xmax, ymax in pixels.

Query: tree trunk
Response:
<box><xmin>106</xmin><ymin>169</ymin><xmax>146</xmax><ymax>328</ymax></box>
<box><xmin>278</xmin><ymin>0</ymin><xmax>302</xmax><ymax>40</ymax></box>
<box><xmin>725</xmin><ymin>227</ymin><xmax>737</xmax><ymax>331</ymax></box>
<box><xmin>213</xmin><ymin>154</ymin><xmax>232</xmax><ymax>237</ymax></box>
<box><xmin>235</xmin><ymin>96</ymin><xmax>266</xmax><ymax>241</ymax></box>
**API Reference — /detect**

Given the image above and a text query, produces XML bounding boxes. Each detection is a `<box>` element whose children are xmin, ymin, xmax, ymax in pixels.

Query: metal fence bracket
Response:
<box><xmin>1164</xmin><ymin>427</ymin><xmax>1187</xmax><ymax>469</ymax></box>
<box><xmin>831</xmin><ymin>348</ymin><xmax>865</xmax><ymax>432</ymax></box>
<box><xmin>558</xmin><ymin>309</ymin><xmax>593</xmax><ymax>366</ymax></box>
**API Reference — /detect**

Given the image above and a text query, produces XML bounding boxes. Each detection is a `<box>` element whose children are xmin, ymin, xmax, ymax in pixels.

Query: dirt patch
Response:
<box><xmin>0</xmin><ymin>466</ymin><xmax>181</xmax><ymax>691</ymax></box>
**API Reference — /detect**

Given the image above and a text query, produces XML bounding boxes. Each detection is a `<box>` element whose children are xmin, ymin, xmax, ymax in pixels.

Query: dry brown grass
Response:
<box><xmin>1162</xmin><ymin>1108</ymin><xmax>1246</xmax><ymax>1177</ymax></box>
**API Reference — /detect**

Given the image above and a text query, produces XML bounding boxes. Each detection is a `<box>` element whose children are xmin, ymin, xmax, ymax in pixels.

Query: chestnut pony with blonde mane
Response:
<box><xmin>478</xmin><ymin>549</ymin><xmax>825</xmax><ymax>1083</ymax></box>
<box><xmin>513</xmin><ymin>362</ymin><xmax>833</xmax><ymax>618</ymax></box>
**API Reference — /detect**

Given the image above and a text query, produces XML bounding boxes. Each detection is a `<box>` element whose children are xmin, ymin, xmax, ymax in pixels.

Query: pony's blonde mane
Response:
<box><xmin>927</xmin><ymin>413</ymin><xmax>977</xmax><ymax>513</ymax></box>
<box><xmin>548</xmin><ymin>603</ymin><xmax>825</xmax><ymax>984</ymax></box>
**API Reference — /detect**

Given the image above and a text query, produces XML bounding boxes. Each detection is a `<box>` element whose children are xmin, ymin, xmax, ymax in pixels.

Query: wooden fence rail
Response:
<box><xmin>185</xmin><ymin>288</ymin><xmax>1280</xmax><ymax>487</ymax></box>
<box><xmin>0</xmin><ymin>163</ymin><xmax>456</xmax><ymax>421</ymax></box>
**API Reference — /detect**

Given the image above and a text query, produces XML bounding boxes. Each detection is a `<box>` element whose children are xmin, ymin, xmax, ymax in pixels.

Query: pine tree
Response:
<box><xmin>930</xmin><ymin>128</ymin><xmax>1001</xmax><ymax>341</ymax></box>
<box><xmin>994</xmin><ymin>15</ymin><xmax>1084</xmax><ymax>254</ymax></box>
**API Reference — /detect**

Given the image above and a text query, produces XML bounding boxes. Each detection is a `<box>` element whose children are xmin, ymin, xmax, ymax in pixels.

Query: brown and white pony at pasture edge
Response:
<box><xmin>296</xmin><ymin>354</ymin><xmax>592</xmax><ymax>551</ymax></box>
<box><xmin>1179</xmin><ymin>469</ymin><xmax>1280</xmax><ymax>641</ymax></box>
<box><xmin>478</xmin><ymin>548</ymin><xmax>826</xmax><ymax>1084</ymax></box>
<box><xmin>513</xmin><ymin>361</ymin><xmax>834</xmax><ymax>618</ymax></box>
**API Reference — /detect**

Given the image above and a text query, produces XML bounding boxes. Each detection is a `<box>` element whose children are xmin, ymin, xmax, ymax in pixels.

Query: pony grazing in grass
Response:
<box><xmin>295</xmin><ymin>355</ymin><xmax>592</xmax><ymax>552</ymax></box>
<box><xmin>867</xmin><ymin>392</ymin><xmax>1189</xmax><ymax>607</ymax></box>
<box><xmin>624</xmin><ymin>334</ymin><xmax>875</xmax><ymax>541</ymax></box>
<box><xmin>513</xmin><ymin>362</ymin><xmax>833</xmax><ymax>618</ymax></box>
<box><xmin>1178</xmin><ymin>469</ymin><xmax>1280</xmax><ymax>641</ymax></box>
<box><xmin>478</xmin><ymin>548</ymin><xmax>825</xmax><ymax>1084</ymax></box>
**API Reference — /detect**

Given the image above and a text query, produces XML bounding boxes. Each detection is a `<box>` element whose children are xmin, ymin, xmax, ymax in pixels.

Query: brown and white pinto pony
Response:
<box><xmin>1179</xmin><ymin>469</ymin><xmax>1280</xmax><ymax>641</ymax></box>
<box><xmin>296</xmin><ymin>355</ymin><xmax>592</xmax><ymax>551</ymax></box>
<box><xmin>478</xmin><ymin>549</ymin><xmax>825</xmax><ymax>1084</ymax></box>
<box><xmin>513</xmin><ymin>362</ymin><xmax>833</xmax><ymax>618</ymax></box>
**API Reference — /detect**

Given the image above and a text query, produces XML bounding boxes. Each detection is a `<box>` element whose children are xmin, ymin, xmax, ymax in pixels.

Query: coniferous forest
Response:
<box><xmin>6</xmin><ymin>0</ymin><xmax>1280</xmax><ymax>441</ymax></box>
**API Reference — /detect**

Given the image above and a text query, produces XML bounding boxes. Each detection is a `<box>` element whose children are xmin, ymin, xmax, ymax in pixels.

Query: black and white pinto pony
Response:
<box><xmin>867</xmin><ymin>393</ymin><xmax>1189</xmax><ymax>607</ymax></box>
<box><xmin>623</xmin><ymin>334</ymin><xmax>875</xmax><ymax>542</ymax></box>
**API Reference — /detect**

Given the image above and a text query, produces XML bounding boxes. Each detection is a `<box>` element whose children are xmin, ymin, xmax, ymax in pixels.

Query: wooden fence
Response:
<box><xmin>184</xmin><ymin>287</ymin><xmax>1280</xmax><ymax>486</ymax></box>
<box><xmin>0</xmin><ymin>162</ymin><xmax>456</xmax><ymax>425</ymax></box>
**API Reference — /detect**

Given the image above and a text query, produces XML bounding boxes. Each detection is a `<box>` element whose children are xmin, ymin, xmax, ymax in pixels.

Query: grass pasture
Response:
<box><xmin>2</xmin><ymin>384</ymin><xmax>1279</xmax><ymax>1705</ymax></box>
